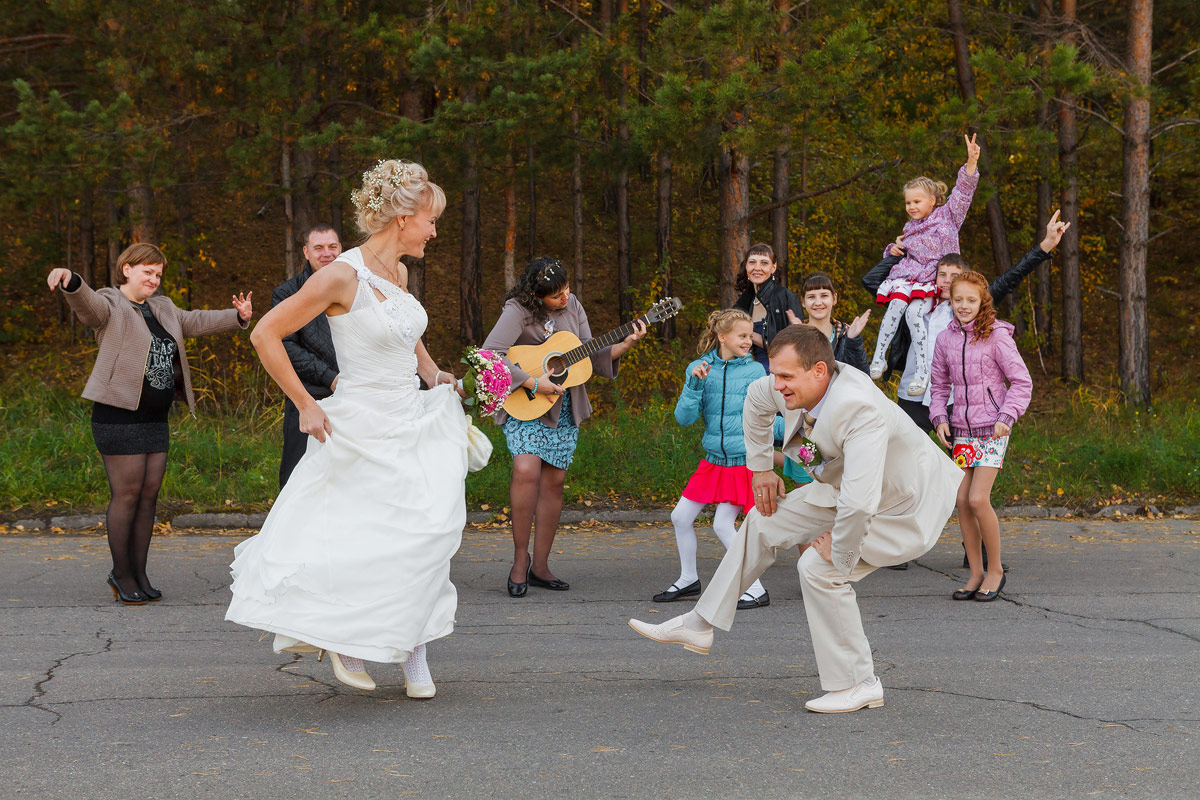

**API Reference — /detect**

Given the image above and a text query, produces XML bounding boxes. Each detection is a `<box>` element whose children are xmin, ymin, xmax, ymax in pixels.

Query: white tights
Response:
<box><xmin>670</xmin><ymin>497</ymin><xmax>765</xmax><ymax>597</ymax></box>
<box><xmin>403</xmin><ymin>643</ymin><xmax>432</xmax><ymax>685</ymax></box>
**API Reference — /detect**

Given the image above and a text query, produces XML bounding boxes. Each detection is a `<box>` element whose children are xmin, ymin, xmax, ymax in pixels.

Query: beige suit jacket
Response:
<box><xmin>743</xmin><ymin>363</ymin><xmax>962</xmax><ymax>575</ymax></box>
<box><xmin>62</xmin><ymin>277</ymin><xmax>247</xmax><ymax>414</ymax></box>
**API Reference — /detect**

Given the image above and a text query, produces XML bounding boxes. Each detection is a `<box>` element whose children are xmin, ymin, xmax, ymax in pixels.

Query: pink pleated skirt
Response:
<box><xmin>682</xmin><ymin>459</ymin><xmax>755</xmax><ymax>512</ymax></box>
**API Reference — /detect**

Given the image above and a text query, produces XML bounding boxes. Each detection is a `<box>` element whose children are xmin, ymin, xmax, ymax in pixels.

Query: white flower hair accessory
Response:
<box><xmin>351</xmin><ymin>160</ymin><xmax>416</xmax><ymax>213</ymax></box>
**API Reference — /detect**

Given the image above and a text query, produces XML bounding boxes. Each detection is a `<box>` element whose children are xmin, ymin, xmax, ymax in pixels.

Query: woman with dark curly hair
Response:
<box><xmin>482</xmin><ymin>257</ymin><xmax>646</xmax><ymax>597</ymax></box>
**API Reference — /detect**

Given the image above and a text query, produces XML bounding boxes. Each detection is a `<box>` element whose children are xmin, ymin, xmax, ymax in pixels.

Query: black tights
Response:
<box><xmin>102</xmin><ymin>452</ymin><xmax>167</xmax><ymax>595</ymax></box>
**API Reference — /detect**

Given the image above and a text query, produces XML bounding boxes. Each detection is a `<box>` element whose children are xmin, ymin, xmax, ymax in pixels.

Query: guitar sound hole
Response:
<box><xmin>545</xmin><ymin>356</ymin><xmax>568</xmax><ymax>380</ymax></box>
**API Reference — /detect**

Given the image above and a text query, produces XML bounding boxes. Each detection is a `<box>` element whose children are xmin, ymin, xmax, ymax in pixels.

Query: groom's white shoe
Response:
<box><xmin>804</xmin><ymin>676</ymin><xmax>884</xmax><ymax>713</ymax></box>
<box><xmin>628</xmin><ymin>616</ymin><xmax>712</xmax><ymax>655</ymax></box>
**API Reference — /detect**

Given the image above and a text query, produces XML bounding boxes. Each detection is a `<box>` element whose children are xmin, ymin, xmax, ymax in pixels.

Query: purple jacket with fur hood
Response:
<box><xmin>929</xmin><ymin>318</ymin><xmax>1032</xmax><ymax>438</ymax></box>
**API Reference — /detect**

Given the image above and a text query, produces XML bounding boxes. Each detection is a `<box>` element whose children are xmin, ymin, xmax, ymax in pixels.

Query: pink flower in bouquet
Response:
<box><xmin>461</xmin><ymin>347</ymin><xmax>513</xmax><ymax>415</ymax></box>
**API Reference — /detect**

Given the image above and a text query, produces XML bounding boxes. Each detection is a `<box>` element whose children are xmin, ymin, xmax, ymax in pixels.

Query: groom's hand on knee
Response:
<box><xmin>752</xmin><ymin>470</ymin><xmax>787</xmax><ymax>517</ymax></box>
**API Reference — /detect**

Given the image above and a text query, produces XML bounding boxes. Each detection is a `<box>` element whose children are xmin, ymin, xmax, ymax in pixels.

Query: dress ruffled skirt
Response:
<box><xmin>682</xmin><ymin>459</ymin><xmax>756</xmax><ymax>512</ymax></box>
<box><xmin>225</xmin><ymin>383</ymin><xmax>468</xmax><ymax>663</ymax></box>
<box><xmin>875</xmin><ymin>276</ymin><xmax>939</xmax><ymax>304</ymax></box>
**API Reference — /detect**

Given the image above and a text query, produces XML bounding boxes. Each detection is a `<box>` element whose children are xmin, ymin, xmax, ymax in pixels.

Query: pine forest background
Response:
<box><xmin>2</xmin><ymin>0</ymin><xmax>1198</xmax><ymax>513</ymax></box>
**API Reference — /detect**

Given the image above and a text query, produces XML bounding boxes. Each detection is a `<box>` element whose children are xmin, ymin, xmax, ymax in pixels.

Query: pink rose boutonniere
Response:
<box><xmin>795</xmin><ymin>437</ymin><xmax>823</xmax><ymax>468</ymax></box>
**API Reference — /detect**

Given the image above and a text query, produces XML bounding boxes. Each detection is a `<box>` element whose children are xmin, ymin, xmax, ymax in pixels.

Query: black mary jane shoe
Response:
<box><xmin>107</xmin><ymin>572</ymin><xmax>148</xmax><ymax>605</ymax></box>
<box><xmin>951</xmin><ymin>586</ymin><xmax>979</xmax><ymax>601</ymax></box>
<box><xmin>527</xmin><ymin>568</ymin><xmax>570</xmax><ymax>591</ymax></box>
<box><xmin>653</xmin><ymin>580</ymin><xmax>702</xmax><ymax>603</ymax></box>
<box><xmin>736</xmin><ymin>591</ymin><xmax>770</xmax><ymax>610</ymax></box>
<box><xmin>974</xmin><ymin>574</ymin><xmax>1006</xmax><ymax>602</ymax></box>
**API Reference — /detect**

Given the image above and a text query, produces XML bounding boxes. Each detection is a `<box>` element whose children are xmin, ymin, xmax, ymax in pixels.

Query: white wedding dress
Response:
<box><xmin>226</xmin><ymin>248</ymin><xmax>469</xmax><ymax>663</ymax></box>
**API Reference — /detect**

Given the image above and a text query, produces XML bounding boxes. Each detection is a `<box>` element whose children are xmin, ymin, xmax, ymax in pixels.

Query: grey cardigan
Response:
<box><xmin>61</xmin><ymin>276</ymin><xmax>248</xmax><ymax>413</ymax></box>
<box><xmin>482</xmin><ymin>296</ymin><xmax>620</xmax><ymax>427</ymax></box>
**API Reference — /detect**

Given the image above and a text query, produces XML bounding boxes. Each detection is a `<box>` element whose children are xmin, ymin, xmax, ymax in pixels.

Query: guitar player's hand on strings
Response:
<box><xmin>530</xmin><ymin>377</ymin><xmax>565</xmax><ymax>396</ymax></box>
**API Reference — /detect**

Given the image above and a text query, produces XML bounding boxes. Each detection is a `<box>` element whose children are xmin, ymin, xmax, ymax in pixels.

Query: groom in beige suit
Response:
<box><xmin>630</xmin><ymin>324</ymin><xmax>962</xmax><ymax>712</ymax></box>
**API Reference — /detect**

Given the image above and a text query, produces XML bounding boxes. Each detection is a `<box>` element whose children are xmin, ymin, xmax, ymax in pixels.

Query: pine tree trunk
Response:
<box><xmin>947</xmin><ymin>0</ymin><xmax>1013</xmax><ymax>282</ymax></box>
<box><xmin>175</xmin><ymin>177</ymin><xmax>195</xmax><ymax>310</ymax></box>
<box><xmin>294</xmin><ymin>146</ymin><xmax>318</xmax><ymax>251</ymax></box>
<box><xmin>504</xmin><ymin>154</ymin><xmax>518</xmax><ymax>291</ymax></box>
<box><xmin>460</xmin><ymin>139</ymin><xmax>483</xmax><ymax>345</ymax></box>
<box><xmin>571</xmin><ymin>108</ymin><xmax>585</xmax><ymax>303</ymax></box>
<box><xmin>656</xmin><ymin>150</ymin><xmax>675</xmax><ymax>340</ymax></box>
<box><xmin>772</xmin><ymin>0</ymin><xmax>791</xmax><ymax>288</ymax></box>
<box><xmin>772</xmin><ymin>140</ymin><xmax>790</xmax><ymax>289</ymax></box>
<box><xmin>282</xmin><ymin>142</ymin><xmax>297</xmax><ymax>279</ymax></box>
<box><xmin>129</xmin><ymin>180</ymin><xmax>156</xmax><ymax>245</ymax></box>
<box><xmin>79</xmin><ymin>187</ymin><xmax>95</xmax><ymax>287</ymax></box>
<box><xmin>616</xmin><ymin>0</ymin><xmax>632</xmax><ymax>323</ymax></box>
<box><xmin>1118</xmin><ymin>0</ymin><xmax>1152</xmax><ymax>406</ymax></box>
<box><xmin>401</xmin><ymin>85</ymin><xmax>426</xmax><ymax>302</ymax></box>
<box><xmin>105</xmin><ymin>193</ymin><xmax>128</xmax><ymax>286</ymax></box>
<box><xmin>527</xmin><ymin>140</ymin><xmax>537</xmax><ymax>259</ymax></box>
<box><xmin>329</xmin><ymin>139</ymin><xmax>343</xmax><ymax>241</ymax></box>
<box><xmin>1058</xmin><ymin>0</ymin><xmax>1083</xmax><ymax>381</ymax></box>
<box><xmin>719</xmin><ymin>146</ymin><xmax>751</xmax><ymax>309</ymax></box>
<box><xmin>1033</xmin><ymin>0</ymin><xmax>1054</xmax><ymax>346</ymax></box>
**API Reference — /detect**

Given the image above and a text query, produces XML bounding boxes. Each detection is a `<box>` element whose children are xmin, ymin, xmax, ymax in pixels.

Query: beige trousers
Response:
<box><xmin>693</xmin><ymin>490</ymin><xmax>879</xmax><ymax>691</ymax></box>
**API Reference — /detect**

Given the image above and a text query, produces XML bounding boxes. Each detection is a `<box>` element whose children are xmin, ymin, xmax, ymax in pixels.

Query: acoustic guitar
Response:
<box><xmin>502</xmin><ymin>297</ymin><xmax>683</xmax><ymax>421</ymax></box>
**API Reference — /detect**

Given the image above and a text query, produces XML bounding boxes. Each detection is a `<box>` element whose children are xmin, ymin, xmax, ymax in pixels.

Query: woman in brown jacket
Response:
<box><xmin>482</xmin><ymin>257</ymin><xmax>645</xmax><ymax>597</ymax></box>
<box><xmin>47</xmin><ymin>243</ymin><xmax>252</xmax><ymax>604</ymax></box>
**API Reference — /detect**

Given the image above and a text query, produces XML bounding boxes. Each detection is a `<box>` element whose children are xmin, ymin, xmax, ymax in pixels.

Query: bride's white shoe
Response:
<box><xmin>319</xmin><ymin>650</ymin><xmax>376</xmax><ymax>691</ymax></box>
<box><xmin>273</xmin><ymin>634</ymin><xmax>320</xmax><ymax>655</ymax></box>
<box><xmin>403</xmin><ymin>644</ymin><xmax>436</xmax><ymax>699</ymax></box>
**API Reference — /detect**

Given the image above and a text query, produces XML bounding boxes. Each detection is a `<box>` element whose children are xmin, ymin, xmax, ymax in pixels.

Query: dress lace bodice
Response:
<box><xmin>327</xmin><ymin>248</ymin><xmax>428</xmax><ymax>394</ymax></box>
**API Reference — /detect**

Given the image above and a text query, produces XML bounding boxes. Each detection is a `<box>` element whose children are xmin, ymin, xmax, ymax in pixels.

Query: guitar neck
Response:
<box><xmin>562</xmin><ymin>315</ymin><xmax>648</xmax><ymax>367</ymax></box>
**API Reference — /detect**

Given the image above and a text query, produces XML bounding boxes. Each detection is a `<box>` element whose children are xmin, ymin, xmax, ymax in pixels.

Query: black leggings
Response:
<box><xmin>101</xmin><ymin>452</ymin><xmax>168</xmax><ymax>595</ymax></box>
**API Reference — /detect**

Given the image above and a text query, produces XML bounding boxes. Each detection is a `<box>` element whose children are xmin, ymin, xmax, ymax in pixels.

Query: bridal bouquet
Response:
<box><xmin>459</xmin><ymin>347</ymin><xmax>513</xmax><ymax>415</ymax></box>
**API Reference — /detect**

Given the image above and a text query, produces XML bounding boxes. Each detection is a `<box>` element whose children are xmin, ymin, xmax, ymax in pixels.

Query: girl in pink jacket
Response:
<box><xmin>870</xmin><ymin>133</ymin><xmax>981</xmax><ymax>398</ymax></box>
<box><xmin>929</xmin><ymin>270</ymin><xmax>1032</xmax><ymax>603</ymax></box>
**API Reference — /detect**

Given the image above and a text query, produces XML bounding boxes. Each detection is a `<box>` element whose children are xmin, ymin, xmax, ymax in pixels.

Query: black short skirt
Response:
<box><xmin>91</xmin><ymin>422</ymin><xmax>170</xmax><ymax>456</ymax></box>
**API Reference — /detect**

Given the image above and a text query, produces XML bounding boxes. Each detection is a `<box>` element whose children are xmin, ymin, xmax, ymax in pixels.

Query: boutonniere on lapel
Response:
<box><xmin>795</xmin><ymin>437</ymin><xmax>823</xmax><ymax>468</ymax></box>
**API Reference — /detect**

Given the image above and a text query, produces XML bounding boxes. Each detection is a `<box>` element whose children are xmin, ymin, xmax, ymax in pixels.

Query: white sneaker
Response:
<box><xmin>869</xmin><ymin>361</ymin><xmax>886</xmax><ymax>380</ymax></box>
<box><xmin>628</xmin><ymin>615</ymin><xmax>713</xmax><ymax>655</ymax></box>
<box><xmin>804</xmin><ymin>676</ymin><xmax>884</xmax><ymax>713</ymax></box>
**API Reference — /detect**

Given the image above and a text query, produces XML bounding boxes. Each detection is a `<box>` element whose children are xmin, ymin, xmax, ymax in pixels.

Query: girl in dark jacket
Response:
<box><xmin>731</xmin><ymin>243</ymin><xmax>803</xmax><ymax>373</ymax></box>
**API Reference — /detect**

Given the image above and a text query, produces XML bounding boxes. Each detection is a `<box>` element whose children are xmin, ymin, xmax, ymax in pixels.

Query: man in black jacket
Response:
<box><xmin>273</xmin><ymin>223</ymin><xmax>342</xmax><ymax>487</ymax></box>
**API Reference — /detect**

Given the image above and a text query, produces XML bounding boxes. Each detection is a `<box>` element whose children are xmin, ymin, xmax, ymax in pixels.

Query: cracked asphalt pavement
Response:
<box><xmin>2</xmin><ymin>519</ymin><xmax>1197</xmax><ymax>799</ymax></box>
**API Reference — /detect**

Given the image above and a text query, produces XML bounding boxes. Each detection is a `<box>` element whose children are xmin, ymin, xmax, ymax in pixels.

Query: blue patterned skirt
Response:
<box><xmin>503</xmin><ymin>392</ymin><xmax>580</xmax><ymax>470</ymax></box>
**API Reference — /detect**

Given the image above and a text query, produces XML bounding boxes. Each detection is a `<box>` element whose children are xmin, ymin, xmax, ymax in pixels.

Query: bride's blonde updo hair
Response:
<box><xmin>351</xmin><ymin>159</ymin><xmax>446</xmax><ymax>236</ymax></box>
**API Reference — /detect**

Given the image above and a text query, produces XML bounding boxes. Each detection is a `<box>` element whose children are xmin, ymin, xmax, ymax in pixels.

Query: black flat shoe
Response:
<box><xmin>974</xmin><ymin>574</ymin><xmax>1006</xmax><ymax>602</ymax></box>
<box><xmin>107</xmin><ymin>572</ymin><xmax>148</xmax><ymax>605</ymax></box>
<box><xmin>653</xmin><ymin>580</ymin><xmax>702</xmax><ymax>603</ymax></box>
<box><xmin>527</xmin><ymin>569</ymin><xmax>569</xmax><ymax>591</ymax></box>
<box><xmin>506</xmin><ymin>576</ymin><xmax>527</xmax><ymax>597</ymax></box>
<box><xmin>736</xmin><ymin>591</ymin><xmax>770</xmax><ymax>610</ymax></box>
<box><xmin>951</xmin><ymin>587</ymin><xmax>979</xmax><ymax>601</ymax></box>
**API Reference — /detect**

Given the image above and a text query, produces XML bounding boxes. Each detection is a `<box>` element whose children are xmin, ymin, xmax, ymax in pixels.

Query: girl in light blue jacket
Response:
<box><xmin>653</xmin><ymin>309</ymin><xmax>782</xmax><ymax>609</ymax></box>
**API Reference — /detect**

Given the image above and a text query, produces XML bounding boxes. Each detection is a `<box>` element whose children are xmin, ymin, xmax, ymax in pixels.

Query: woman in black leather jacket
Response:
<box><xmin>731</xmin><ymin>243</ymin><xmax>803</xmax><ymax>372</ymax></box>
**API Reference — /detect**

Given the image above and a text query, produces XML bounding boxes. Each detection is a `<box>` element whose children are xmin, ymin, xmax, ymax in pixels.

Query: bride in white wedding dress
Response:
<box><xmin>226</xmin><ymin>160</ymin><xmax>466</xmax><ymax>696</ymax></box>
